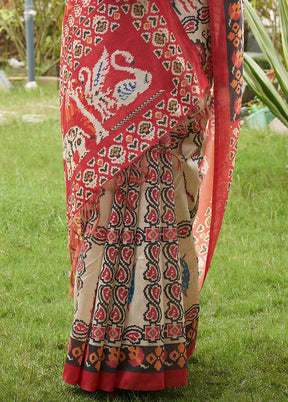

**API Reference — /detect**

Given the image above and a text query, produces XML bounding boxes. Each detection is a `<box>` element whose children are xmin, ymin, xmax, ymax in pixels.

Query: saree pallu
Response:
<box><xmin>59</xmin><ymin>0</ymin><xmax>244</xmax><ymax>392</ymax></box>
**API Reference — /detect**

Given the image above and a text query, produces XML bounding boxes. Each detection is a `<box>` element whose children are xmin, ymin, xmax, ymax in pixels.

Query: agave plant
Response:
<box><xmin>244</xmin><ymin>0</ymin><xmax>288</xmax><ymax>127</ymax></box>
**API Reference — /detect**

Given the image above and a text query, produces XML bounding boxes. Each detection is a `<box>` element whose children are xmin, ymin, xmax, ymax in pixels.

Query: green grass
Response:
<box><xmin>0</xmin><ymin>86</ymin><xmax>287</xmax><ymax>401</ymax></box>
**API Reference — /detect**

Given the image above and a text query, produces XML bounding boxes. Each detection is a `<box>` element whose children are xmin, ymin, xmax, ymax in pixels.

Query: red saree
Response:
<box><xmin>60</xmin><ymin>0</ymin><xmax>243</xmax><ymax>392</ymax></box>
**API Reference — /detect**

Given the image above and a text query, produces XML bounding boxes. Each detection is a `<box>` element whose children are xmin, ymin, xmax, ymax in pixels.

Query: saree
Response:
<box><xmin>59</xmin><ymin>0</ymin><xmax>244</xmax><ymax>392</ymax></box>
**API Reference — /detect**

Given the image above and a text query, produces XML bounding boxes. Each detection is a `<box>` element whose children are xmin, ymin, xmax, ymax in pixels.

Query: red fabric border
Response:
<box><xmin>63</xmin><ymin>333</ymin><xmax>197</xmax><ymax>392</ymax></box>
<box><xmin>63</xmin><ymin>365</ymin><xmax>188</xmax><ymax>392</ymax></box>
<box><xmin>199</xmin><ymin>0</ymin><xmax>242</xmax><ymax>288</ymax></box>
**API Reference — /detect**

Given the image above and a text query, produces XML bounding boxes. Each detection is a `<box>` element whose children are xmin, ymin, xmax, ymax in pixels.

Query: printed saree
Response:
<box><xmin>59</xmin><ymin>0</ymin><xmax>244</xmax><ymax>392</ymax></box>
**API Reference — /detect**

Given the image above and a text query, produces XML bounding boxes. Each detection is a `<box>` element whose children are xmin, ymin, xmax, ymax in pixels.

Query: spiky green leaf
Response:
<box><xmin>244</xmin><ymin>53</ymin><xmax>288</xmax><ymax>127</ymax></box>
<box><xmin>245</xmin><ymin>1</ymin><xmax>288</xmax><ymax>98</ymax></box>
<box><xmin>279</xmin><ymin>0</ymin><xmax>288</xmax><ymax>70</ymax></box>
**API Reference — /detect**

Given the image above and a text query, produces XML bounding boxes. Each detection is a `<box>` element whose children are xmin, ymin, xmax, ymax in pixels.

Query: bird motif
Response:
<box><xmin>111</xmin><ymin>50</ymin><xmax>152</xmax><ymax>109</ymax></box>
<box><xmin>68</xmin><ymin>48</ymin><xmax>152</xmax><ymax>143</ymax></box>
<box><xmin>68</xmin><ymin>48</ymin><xmax>112</xmax><ymax>143</ymax></box>
<box><xmin>77</xmin><ymin>47</ymin><xmax>115</xmax><ymax>122</ymax></box>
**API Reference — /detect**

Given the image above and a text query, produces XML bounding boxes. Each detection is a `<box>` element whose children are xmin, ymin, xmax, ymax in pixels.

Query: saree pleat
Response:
<box><xmin>63</xmin><ymin>110</ymin><xmax>204</xmax><ymax>391</ymax></box>
<box><xmin>60</xmin><ymin>0</ymin><xmax>244</xmax><ymax>392</ymax></box>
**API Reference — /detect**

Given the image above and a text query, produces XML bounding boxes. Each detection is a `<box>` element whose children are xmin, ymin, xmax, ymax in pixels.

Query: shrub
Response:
<box><xmin>0</xmin><ymin>0</ymin><xmax>64</xmax><ymax>75</ymax></box>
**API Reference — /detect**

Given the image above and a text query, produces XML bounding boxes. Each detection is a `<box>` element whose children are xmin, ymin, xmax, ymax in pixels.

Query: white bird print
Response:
<box><xmin>67</xmin><ymin>48</ymin><xmax>152</xmax><ymax>144</ymax></box>
<box><xmin>68</xmin><ymin>48</ymin><xmax>113</xmax><ymax>144</ymax></box>
<box><xmin>77</xmin><ymin>47</ymin><xmax>115</xmax><ymax>122</ymax></box>
<box><xmin>111</xmin><ymin>50</ymin><xmax>152</xmax><ymax>109</ymax></box>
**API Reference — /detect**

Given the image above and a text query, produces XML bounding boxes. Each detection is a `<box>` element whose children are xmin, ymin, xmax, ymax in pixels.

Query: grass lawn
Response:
<box><xmin>0</xmin><ymin>85</ymin><xmax>287</xmax><ymax>401</ymax></box>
